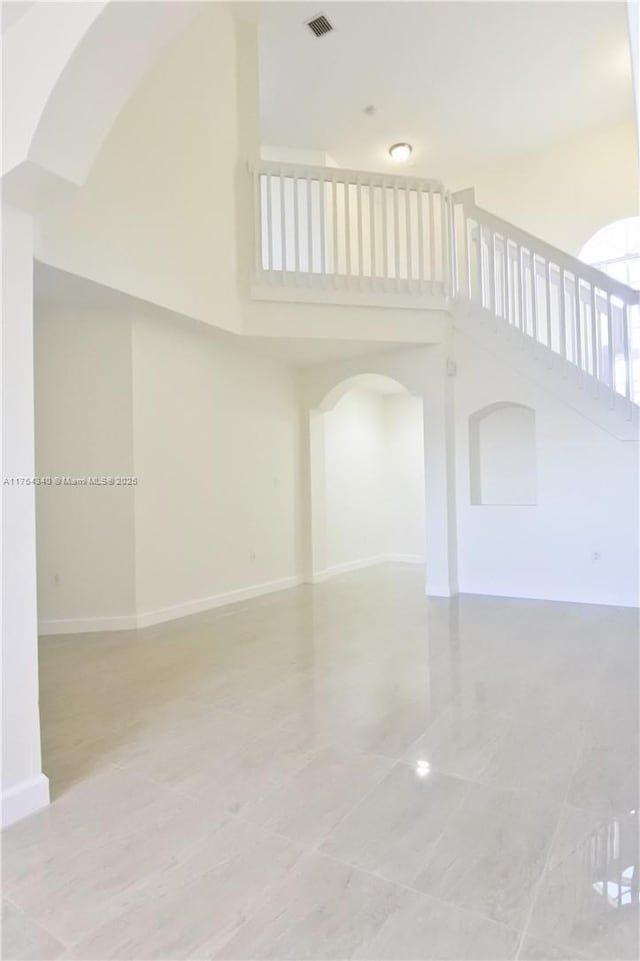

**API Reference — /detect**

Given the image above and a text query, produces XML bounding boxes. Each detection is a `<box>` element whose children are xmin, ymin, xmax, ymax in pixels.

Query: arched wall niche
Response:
<box><xmin>469</xmin><ymin>402</ymin><xmax>536</xmax><ymax>506</ymax></box>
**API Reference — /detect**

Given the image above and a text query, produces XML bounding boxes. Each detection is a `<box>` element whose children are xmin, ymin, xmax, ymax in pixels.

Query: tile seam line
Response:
<box><xmin>513</xmin><ymin>734</ymin><xmax>585</xmax><ymax>960</ymax></box>
<box><xmin>230</xmin><ymin>803</ymin><xmax>523</xmax><ymax>941</ymax></box>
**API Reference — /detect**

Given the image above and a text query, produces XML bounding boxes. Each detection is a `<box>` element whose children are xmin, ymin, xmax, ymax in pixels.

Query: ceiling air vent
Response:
<box><xmin>306</xmin><ymin>13</ymin><xmax>333</xmax><ymax>37</ymax></box>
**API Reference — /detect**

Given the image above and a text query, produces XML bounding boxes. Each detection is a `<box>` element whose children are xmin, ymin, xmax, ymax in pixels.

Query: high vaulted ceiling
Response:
<box><xmin>253</xmin><ymin>1</ymin><xmax>635</xmax><ymax>179</ymax></box>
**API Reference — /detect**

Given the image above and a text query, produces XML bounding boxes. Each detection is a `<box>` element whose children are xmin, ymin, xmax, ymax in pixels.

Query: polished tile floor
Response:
<box><xmin>3</xmin><ymin>566</ymin><xmax>639</xmax><ymax>960</ymax></box>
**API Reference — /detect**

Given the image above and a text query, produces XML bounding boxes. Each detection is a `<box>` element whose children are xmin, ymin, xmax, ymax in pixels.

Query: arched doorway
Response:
<box><xmin>305</xmin><ymin>373</ymin><xmax>426</xmax><ymax>587</ymax></box>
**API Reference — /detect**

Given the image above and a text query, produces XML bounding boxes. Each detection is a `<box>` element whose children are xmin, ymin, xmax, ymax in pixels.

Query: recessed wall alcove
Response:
<box><xmin>469</xmin><ymin>402</ymin><xmax>537</xmax><ymax>506</ymax></box>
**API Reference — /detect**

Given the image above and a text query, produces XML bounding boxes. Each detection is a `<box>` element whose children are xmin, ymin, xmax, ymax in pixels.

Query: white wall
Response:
<box><xmin>35</xmin><ymin>5</ymin><xmax>258</xmax><ymax>332</ymax></box>
<box><xmin>1</xmin><ymin>204</ymin><xmax>49</xmax><ymax>827</ymax></box>
<box><xmin>132</xmin><ymin>314</ymin><xmax>301</xmax><ymax>623</ymax></box>
<box><xmin>454</xmin><ymin>329</ymin><xmax>639</xmax><ymax>607</ymax></box>
<box><xmin>384</xmin><ymin>392</ymin><xmax>426</xmax><ymax>560</ymax></box>
<box><xmin>323</xmin><ymin>388</ymin><xmax>389</xmax><ymax>570</ymax></box>
<box><xmin>32</xmin><ymin>307</ymin><xmax>303</xmax><ymax>630</ymax></box>
<box><xmin>322</xmin><ymin>386</ymin><xmax>425</xmax><ymax>574</ymax></box>
<box><xmin>34</xmin><ymin>309</ymin><xmax>136</xmax><ymax>632</ymax></box>
<box><xmin>451</xmin><ymin>119</ymin><xmax>639</xmax><ymax>256</ymax></box>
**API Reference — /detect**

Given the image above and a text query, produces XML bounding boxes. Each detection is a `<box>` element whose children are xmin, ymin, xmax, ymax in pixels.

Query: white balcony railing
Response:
<box><xmin>252</xmin><ymin>161</ymin><xmax>640</xmax><ymax>408</ymax></box>
<box><xmin>452</xmin><ymin>190</ymin><xmax>640</xmax><ymax>406</ymax></box>
<box><xmin>253</xmin><ymin>161</ymin><xmax>452</xmax><ymax>300</ymax></box>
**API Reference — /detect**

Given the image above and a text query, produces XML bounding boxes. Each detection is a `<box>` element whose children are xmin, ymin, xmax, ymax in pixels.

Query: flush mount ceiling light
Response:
<box><xmin>389</xmin><ymin>142</ymin><xmax>412</xmax><ymax>163</ymax></box>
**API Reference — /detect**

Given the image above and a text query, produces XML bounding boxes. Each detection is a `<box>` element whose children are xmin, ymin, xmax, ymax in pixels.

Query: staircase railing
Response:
<box><xmin>452</xmin><ymin>189</ymin><xmax>640</xmax><ymax>407</ymax></box>
<box><xmin>251</xmin><ymin>161</ymin><xmax>639</xmax><ymax>409</ymax></box>
<box><xmin>253</xmin><ymin>160</ymin><xmax>452</xmax><ymax>297</ymax></box>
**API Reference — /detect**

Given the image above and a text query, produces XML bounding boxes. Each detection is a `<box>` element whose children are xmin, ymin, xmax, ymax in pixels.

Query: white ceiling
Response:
<box><xmin>253</xmin><ymin>1</ymin><xmax>634</xmax><ymax>180</ymax></box>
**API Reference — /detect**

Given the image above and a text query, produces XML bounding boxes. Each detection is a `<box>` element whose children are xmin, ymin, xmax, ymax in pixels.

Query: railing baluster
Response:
<box><xmin>429</xmin><ymin>188</ymin><xmax>435</xmax><ymax>291</ymax></box>
<box><xmin>464</xmin><ymin>221</ymin><xmax>473</xmax><ymax>303</ymax></box>
<box><xmin>319</xmin><ymin>175</ymin><xmax>326</xmax><ymax>278</ymax></box>
<box><xmin>545</xmin><ymin>260</ymin><xmax>552</xmax><ymax>364</ymax></box>
<box><xmin>345</xmin><ymin>177</ymin><xmax>351</xmax><ymax>280</ymax></box>
<box><xmin>575</xmin><ymin>277</ymin><xmax>583</xmax><ymax>385</ymax></box>
<box><xmin>559</xmin><ymin>269</ymin><xmax>567</xmax><ymax>371</ymax></box>
<box><xmin>450</xmin><ymin>195</ymin><xmax>458</xmax><ymax>297</ymax></box>
<box><xmin>503</xmin><ymin>238</ymin><xmax>510</xmax><ymax>325</ymax></box>
<box><xmin>280</xmin><ymin>172</ymin><xmax>286</xmax><ymax>281</ymax></box>
<box><xmin>332</xmin><ymin>177</ymin><xmax>338</xmax><ymax>282</ymax></box>
<box><xmin>476</xmin><ymin>224</ymin><xmax>483</xmax><ymax>308</ymax></box>
<box><xmin>293</xmin><ymin>171</ymin><xmax>299</xmax><ymax>277</ymax></box>
<box><xmin>266</xmin><ymin>173</ymin><xmax>273</xmax><ymax>275</ymax></box>
<box><xmin>369</xmin><ymin>182</ymin><xmax>375</xmax><ymax>284</ymax></box>
<box><xmin>382</xmin><ymin>180</ymin><xmax>389</xmax><ymax>286</ymax></box>
<box><xmin>487</xmin><ymin>230</ymin><xmax>496</xmax><ymax>319</ymax></box>
<box><xmin>622</xmin><ymin>303</ymin><xmax>632</xmax><ymax>400</ymax></box>
<box><xmin>517</xmin><ymin>245</ymin><xmax>524</xmax><ymax>334</ymax></box>
<box><xmin>590</xmin><ymin>284</ymin><xmax>599</xmax><ymax>388</ymax></box>
<box><xmin>406</xmin><ymin>184</ymin><xmax>413</xmax><ymax>284</ymax></box>
<box><xmin>417</xmin><ymin>186</ymin><xmax>425</xmax><ymax>292</ymax></box>
<box><xmin>531</xmin><ymin>253</ymin><xmax>539</xmax><ymax>348</ymax></box>
<box><xmin>393</xmin><ymin>183</ymin><xmax>400</xmax><ymax>288</ymax></box>
<box><xmin>357</xmin><ymin>176</ymin><xmax>363</xmax><ymax>285</ymax></box>
<box><xmin>606</xmin><ymin>295</ymin><xmax>615</xmax><ymax>404</ymax></box>
<box><xmin>306</xmin><ymin>174</ymin><xmax>312</xmax><ymax>282</ymax></box>
<box><xmin>441</xmin><ymin>187</ymin><xmax>448</xmax><ymax>294</ymax></box>
<box><xmin>254</xmin><ymin>169</ymin><xmax>262</xmax><ymax>276</ymax></box>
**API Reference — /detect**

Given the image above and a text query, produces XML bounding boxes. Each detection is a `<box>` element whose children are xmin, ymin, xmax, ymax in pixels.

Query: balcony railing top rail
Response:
<box><xmin>256</xmin><ymin>159</ymin><xmax>445</xmax><ymax>192</ymax></box>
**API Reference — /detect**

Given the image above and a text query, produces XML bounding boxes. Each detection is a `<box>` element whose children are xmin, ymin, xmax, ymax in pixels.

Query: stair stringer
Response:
<box><xmin>453</xmin><ymin>302</ymin><xmax>640</xmax><ymax>442</ymax></box>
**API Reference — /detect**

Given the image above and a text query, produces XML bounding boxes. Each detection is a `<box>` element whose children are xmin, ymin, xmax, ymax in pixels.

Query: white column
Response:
<box><xmin>1</xmin><ymin>202</ymin><xmax>49</xmax><ymax>827</ymax></box>
<box><xmin>306</xmin><ymin>410</ymin><xmax>328</xmax><ymax>582</ymax></box>
<box><xmin>422</xmin><ymin>345</ymin><xmax>458</xmax><ymax>597</ymax></box>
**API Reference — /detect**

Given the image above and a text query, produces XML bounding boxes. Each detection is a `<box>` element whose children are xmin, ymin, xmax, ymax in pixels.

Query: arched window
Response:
<box><xmin>579</xmin><ymin>217</ymin><xmax>640</xmax><ymax>291</ymax></box>
<box><xmin>580</xmin><ymin>218</ymin><xmax>640</xmax><ymax>400</ymax></box>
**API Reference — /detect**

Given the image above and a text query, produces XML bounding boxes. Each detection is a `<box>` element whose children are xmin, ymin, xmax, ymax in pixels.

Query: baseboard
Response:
<box><xmin>136</xmin><ymin>575</ymin><xmax>303</xmax><ymax>628</ymax></box>
<box><xmin>2</xmin><ymin>773</ymin><xmax>50</xmax><ymax>829</ymax></box>
<box><xmin>39</xmin><ymin>614</ymin><xmax>138</xmax><ymax>636</ymax></box>
<box><xmin>37</xmin><ymin>576</ymin><xmax>304</xmax><ymax>636</ymax></box>
<box><xmin>312</xmin><ymin>554</ymin><xmax>424</xmax><ymax>583</ymax></box>
<box><xmin>311</xmin><ymin>555</ymin><xmax>388</xmax><ymax>583</ymax></box>
<box><xmin>386</xmin><ymin>554</ymin><xmax>424</xmax><ymax>565</ymax></box>
<box><xmin>458</xmin><ymin>587</ymin><xmax>640</xmax><ymax>609</ymax></box>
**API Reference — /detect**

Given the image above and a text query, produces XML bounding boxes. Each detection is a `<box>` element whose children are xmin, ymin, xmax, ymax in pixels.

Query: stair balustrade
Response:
<box><xmin>252</xmin><ymin>161</ymin><xmax>639</xmax><ymax>410</ymax></box>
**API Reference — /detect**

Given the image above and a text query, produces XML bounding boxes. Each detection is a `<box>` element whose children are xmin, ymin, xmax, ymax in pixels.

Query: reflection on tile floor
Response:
<box><xmin>2</xmin><ymin>566</ymin><xmax>638</xmax><ymax>960</ymax></box>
